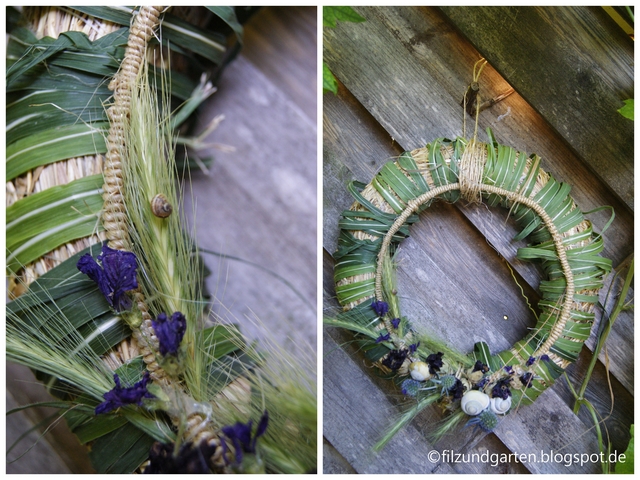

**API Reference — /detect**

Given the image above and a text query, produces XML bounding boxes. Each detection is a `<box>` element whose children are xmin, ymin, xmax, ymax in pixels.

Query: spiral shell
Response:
<box><xmin>490</xmin><ymin>396</ymin><xmax>512</xmax><ymax>415</ymax></box>
<box><xmin>460</xmin><ymin>390</ymin><xmax>490</xmax><ymax>415</ymax></box>
<box><xmin>408</xmin><ymin>361</ymin><xmax>431</xmax><ymax>382</ymax></box>
<box><xmin>151</xmin><ymin>193</ymin><xmax>173</xmax><ymax>218</ymax></box>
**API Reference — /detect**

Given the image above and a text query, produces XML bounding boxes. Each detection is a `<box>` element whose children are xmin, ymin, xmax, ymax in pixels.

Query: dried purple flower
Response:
<box><xmin>409</xmin><ymin>342</ymin><xmax>420</xmax><ymax>353</ymax></box>
<box><xmin>95</xmin><ymin>372</ymin><xmax>154</xmax><ymax>415</ymax></box>
<box><xmin>425</xmin><ymin>352</ymin><xmax>444</xmax><ymax>375</ymax></box>
<box><xmin>520</xmin><ymin>372</ymin><xmax>534</xmax><ymax>388</ymax></box>
<box><xmin>77</xmin><ymin>244</ymin><xmax>138</xmax><ymax>312</ymax></box>
<box><xmin>375</xmin><ymin>332</ymin><xmax>391</xmax><ymax>343</ymax></box>
<box><xmin>381</xmin><ymin>349</ymin><xmax>407</xmax><ymax>370</ymax></box>
<box><xmin>491</xmin><ymin>377</ymin><xmax>512</xmax><ymax>399</ymax></box>
<box><xmin>472</xmin><ymin>360</ymin><xmax>489</xmax><ymax>373</ymax></box>
<box><xmin>391</xmin><ymin>317</ymin><xmax>401</xmax><ymax>329</ymax></box>
<box><xmin>452</xmin><ymin>378</ymin><xmax>465</xmax><ymax>400</ymax></box>
<box><xmin>476</xmin><ymin>377</ymin><xmax>489</xmax><ymax>389</ymax></box>
<box><xmin>152</xmin><ymin>312</ymin><xmax>187</xmax><ymax>356</ymax></box>
<box><xmin>540</xmin><ymin>354</ymin><xmax>550</xmax><ymax>362</ymax></box>
<box><xmin>526</xmin><ymin>356</ymin><xmax>535</xmax><ymax>367</ymax></box>
<box><xmin>503</xmin><ymin>365</ymin><xmax>514</xmax><ymax>375</ymax></box>
<box><xmin>371</xmin><ymin>300</ymin><xmax>389</xmax><ymax>317</ymax></box>
<box><xmin>143</xmin><ymin>441</ymin><xmax>218</xmax><ymax>474</ymax></box>
<box><xmin>221</xmin><ymin>411</ymin><xmax>269</xmax><ymax>465</ymax></box>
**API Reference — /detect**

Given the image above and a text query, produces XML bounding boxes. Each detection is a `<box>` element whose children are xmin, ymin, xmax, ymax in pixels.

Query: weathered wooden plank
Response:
<box><xmin>6</xmin><ymin>391</ymin><xmax>71</xmax><ymax>474</ymax></box>
<box><xmin>323</xmin><ymin>440</ymin><xmax>357</xmax><ymax>474</ymax></box>
<box><xmin>439</xmin><ymin>6</ymin><xmax>634</xmax><ymax>210</ymax></box>
<box><xmin>186</xmin><ymin>52</ymin><xmax>317</xmax><ymax>356</ymax></box>
<box><xmin>323</xmin><ymin>5</ymin><xmax>632</xmax><ymax>392</ymax></box>
<box><xmin>243</xmin><ymin>6</ymin><xmax>317</xmax><ymax>120</ymax></box>
<box><xmin>323</xmin><ymin>6</ymin><xmax>632</xmax><ymax>473</ymax></box>
<box><xmin>6</xmin><ymin>363</ymin><xmax>95</xmax><ymax>474</ymax></box>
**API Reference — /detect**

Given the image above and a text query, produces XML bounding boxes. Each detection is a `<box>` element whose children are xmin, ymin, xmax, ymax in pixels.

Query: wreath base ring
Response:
<box><xmin>331</xmin><ymin>131</ymin><xmax>611</xmax><ymax>441</ymax></box>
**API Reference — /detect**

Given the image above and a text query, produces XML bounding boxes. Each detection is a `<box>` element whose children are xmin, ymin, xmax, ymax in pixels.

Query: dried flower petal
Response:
<box><xmin>221</xmin><ymin>411</ymin><xmax>269</xmax><ymax>465</ymax></box>
<box><xmin>144</xmin><ymin>441</ymin><xmax>218</xmax><ymax>474</ymax></box>
<box><xmin>375</xmin><ymin>332</ymin><xmax>391</xmax><ymax>343</ymax></box>
<box><xmin>425</xmin><ymin>352</ymin><xmax>444</xmax><ymax>374</ymax></box>
<box><xmin>95</xmin><ymin>372</ymin><xmax>154</xmax><ymax>415</ymax></box>
<box><xmin>520</xmin><ymin>372</ymin><xmax>534</xmax><ymax>388</ymax></box>
<box><xmin>491</xmin><ymin>377</ymin><xmax>512</xmax><ymax>399</ymax></box>
<box><xmin>371</xmin><ymin>300</ymin><xmax>389</xmax><ymax>317</ymax></box>
<box><xmin>381</xmin><ymin>349</ymin><xmax>407</xmax><ymax>370</ymax></box>
<box><xmin>77</xmin><ymin>244</ymin><xmax>138</xmax><ymax>312</ymax></box>
<box><xmin>152</xmin><ymin>312</ymin><xmax>187</xmax><ymax>357</ymax></box>
<box><xmin>472</xmin><ymin>360</ymin><xmax>489</xmax><ymax>373</ymax></box>
<box><xmin>391</xmin><ymin>317</ymin><xmax>401</xmax><ymax>329</ymax></box>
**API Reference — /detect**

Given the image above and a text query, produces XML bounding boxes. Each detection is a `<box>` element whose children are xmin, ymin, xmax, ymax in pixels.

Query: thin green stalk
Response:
<box><xmin>572</xmin><ymin>257</ymin><xmax>633</xmax><ymax>414</ymax></box>
<box><xmin>373</xmin><ymin>393</ymin><xmax>440</xmax><ymax>451</ymax></box>
<box><xmin>582</xmin><ymin>399</ymin><xmax>608</xmax><ymax>473</ymax></box>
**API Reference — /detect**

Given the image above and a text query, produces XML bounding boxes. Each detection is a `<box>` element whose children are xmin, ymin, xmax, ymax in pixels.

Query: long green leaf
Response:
<box><xmin>7</xmin><ymin>174</ymin><xmax>104</xmax><ymax>245</ymax></box>
<box><xmin>7</xmin><ymin>126</ymin><xmax>106</xmax><ymax>180</ymax></box>
<box><xmin>89</xmin><ymin>422</ymin><xmax>154</xmax><ymax>474</ymax></box>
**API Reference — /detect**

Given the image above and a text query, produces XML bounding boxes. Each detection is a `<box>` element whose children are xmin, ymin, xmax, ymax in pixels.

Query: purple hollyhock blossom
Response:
<box><xmin>144</xmin><ymin>441</ymin><xmax>218</xmax><ymax>474</ymax></box>
<box><xmin>371</xmin><ymin>300</ymin><xmax>389</xmax><ymax>317</ymax></box>
<box><xmin>221</xmin><ymin>411</ymin><xmax>269</xmax><ymax>465</ymax></box>
<box><xmin>425</xmin><ymin>352</ymin><xmax>444</xmax><ymax>374</ymax></box>
<box><xmin>152</xmin><ymin>312</ymin><xmax>187</xmax><ymax>357</ymax></box>
<box><xmin>476</xmin><ymin>377</ymin><xmax>489</xmax><ymax>389</ymax></box>
<box><xmin>375</xmin><ymin>332</ymin><xmax>391</xmax><ymax>343</ymax></box>
<box><xmin>491</xmin><ymin>377</ymin><xmax>512</xmax><ymax>399</ymax></box>
<box><xmin>391</xmin><ymin>318</ymin><xmax>401</xmax><ymax>329</ymax></box>
<box><xmin>381</xmin><ymin>349</ymin><xmax>407</xmax><ymax>370</ymax></box>
<box><xmin>95</xmin><ymin>372</ymin><xmax>154</xmax><ymax>415</ymax></box>
<box><xmin>520</xmin><ymin>372</ymin><xmax>534</xmax><ymax>388</ymax></box>
<box><xmin>77</xmin><ymin>244</ymin><xmax>138</xmax><ymax>312</ymax></box>
<box><xmin>472</xmin><ymin>360</ymin><xmax>489</xmax><ymax>373</ymax></box>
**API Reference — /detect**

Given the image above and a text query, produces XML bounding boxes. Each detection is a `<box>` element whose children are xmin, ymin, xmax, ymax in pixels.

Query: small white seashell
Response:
<box><xmin>461</xmin><ymin>390</ymin><xmax>490</xmax><ymax>415</ymax></box>
<box><xmin>490</xmin><ymin>396</ymin><xmax>512</xmax><ymax>415</ymax></box>
<box><xmin>409</xmin><ymin>361</ymin><xmax>431</xmax><ymax>382</ymax></box>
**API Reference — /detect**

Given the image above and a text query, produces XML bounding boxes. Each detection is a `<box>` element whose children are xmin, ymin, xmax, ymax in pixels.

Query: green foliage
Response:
<box><xmin>618</xmin><ymin>99</ymin><xmax>634</xmax><ymax>120</ymax></box>
<box><xmin>323</xmin><ymin>7</ymin><xmax>366</xmax><ymax>94</ymax></box>
<box><xmin>323</xmin><ymin>6</ymin><xmax>366</xmax><ymax>28</ymax></box>
<box><xmin>616</xmin><ymin>425</ymin><xmax>634</xmax><ymax>474</ymax></box>
<box><xmin>323</xmin><ymin>62</ymin><xmax>338</xmax><ymax>94</ymax></box>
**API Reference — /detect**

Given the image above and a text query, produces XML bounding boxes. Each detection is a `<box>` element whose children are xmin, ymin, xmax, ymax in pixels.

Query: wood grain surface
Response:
<box><xmin>323</xmin><ymin>6</ymin><xmax>633</xmax><ymax>474</ymax></box>
<box><xmin>6</xmin><ymin>6</ymin><xmax>317</xmax><ymax>473</ymax></box>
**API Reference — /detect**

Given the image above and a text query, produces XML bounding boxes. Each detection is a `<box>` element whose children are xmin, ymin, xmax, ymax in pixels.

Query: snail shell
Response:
<box><xmin>408</xmin><ymin>361</ymin><xmax>431</xmax><ymax>382</ymax></box>
<box><xmin>151</xmin><ymin>194</ymin><xmax>173</xmax><ymax>218</ymax></box>
<box><xmin>461</xmin><ymin>390</ymin><xmax>490</xmax><ymax>415</ymax></box>
<box><xmin>490</xmin><ymin>396</ymin><xmax>512</xmax><ymax>415</ymax></box>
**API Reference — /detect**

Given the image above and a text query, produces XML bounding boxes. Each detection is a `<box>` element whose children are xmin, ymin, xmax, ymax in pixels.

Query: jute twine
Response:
<box><xmin>373</xmin><ymin>142</ymin><xmax>575</xmax><ymax>360</ymax></box>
